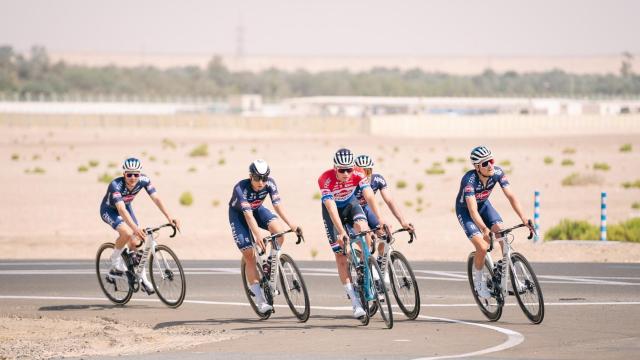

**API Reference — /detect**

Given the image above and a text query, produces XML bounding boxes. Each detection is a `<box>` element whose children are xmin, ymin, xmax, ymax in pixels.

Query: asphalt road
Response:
<box><xmin>1</xmin><ymin>259</ymin><xmax>639</xmax><ymax>359</ymax></box>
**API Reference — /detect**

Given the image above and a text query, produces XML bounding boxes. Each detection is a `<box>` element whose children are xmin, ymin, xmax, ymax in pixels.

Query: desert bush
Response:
<box><xmin>149</xmin><ymin>156</ymin><xmax>157</xmax><ymax>162</ymax></box>
<box><xmin>561</xmin><ymin>159</ymin><xmax>574</xmax><ymax>166</ymax></box>
<box><xmin>396</xmin><ymin>180</ymin><xmax>407</xmax><ymax>189</ymax></box>
<box><xmin>499</xmin><ymin>160</ymin><xmax>511</xmax><ymax>167</ymax></box>
<box><xmin>416</xmin><ymin>197</ymin><xmax>423</xmax><ymax>205</ymax></box>
<box><xmin>562</xmin><ymin>147</ymin><xmax>576</xmax><ymax>154</ymax></box>
<box><xmin>543</xmin><ymin>156</ymin><xmax>553</xmax><ymax>165</ymax></box>
<box><xmin>607</xmin><ymin>218</ymin><xmax>640</xmax><ymax>243</ymax></box>
<box><xmin>310</xmin><ymin>248</ymin><xmax>318</xmax><ymax>260</ymax></box>
<box><xmin>179</xmin><ymin>192</ymin><xmax>194</xmax><ymax>206</ymax></box>
<box><xmin>98</xmin><ymin>172</ymin><xmax>114</xmax><ymax>183</ymax></box>
<box><xmin>88</xmin><ymin>160</ymin><xmax>99</xmax><ymax>167</ymax></box>
<box><xmin>619</xmin><ymin>143</ymin><xmax>632</xmax><ymax>152</ymax></box>
<box><xmin>404</xmin><ymin>200</ymin><xmax>414</xmax><ymax>207</ymax></box>
<box><xmin>189</xmin><ymin>144</ymin><xmax>208</xmax><ymax>157</ymax></box>
<box><xmin>413</xmin><ymin>158</ymin><xmax>420</xmax><ymax>164</ymax></box>
<box><xmin>593</xmin><ymin>162</ymin><xmax>610</xmax><ymax>171</ymax></box>
<box><xmin>188</xmin><ymin>166</ymin><xmax>197</xmax><ymax>173</ymax></box>
<box><xmin>462</xmin><ymin>166</ymin><xmax>471</xmax><ymax>173</ymax></box>
<box><xmin>416</xmin><ymin>182</ymin><xmax>424</xmax><ymax>191</ymax></box>
<box><xmin>78</xmin><ymin>165</ymin><xmax>89</xmax><ymax>172</ymax></box>
<box><xmin>446</xmin><ymin>156</ymin><xmax>455</xmax><ymax>163</ymax></box>
<box><xmin>632</xmin><ymin>202</ymin><xmax>640</xmax><ymax>210</ymax></box>
<box><xmin>622</xmin><ymin>180</ymin><xmax>640</xmax><ymax>189</ymax></box>
<box><xmin>456</xmin><ymin>157</ymin><xmax>465</xmax><ymax>163</ymax></box>
<box><xmin>25</xmin><ymin>167</ymin><xmax>46</xmax><ymax>174</ymax></box>
<box><xmin>162</xmin><ymin>138</ymin><xmax>177</xmax><ymax>149</ymax></box>
<box><xmin>218</xmin><ymin>158</ymin><xmax>226</xmax><ymax>165</ymax></box>
<box><xmin>212</xmin><ymin>199</ymin><xmax>220</xmax><ymax>207</ymax></box>
<box><xmin>544</xmin><ymin>219</ymin><xmax>600</xmax><ymax>241</ymax></box>
<box><xmin>426</xmin><ymin>164</ymin><xmax>445</xmax><ymax>175</ymax></box>
<box><xmin>561</xmin><ymin>173</ymin><xmax>603</xmax><ymax>186</ymax></box>
<box><xmin>251</xmin><ymin>147</ymin><xmax>257</xmax><ymax>154</ymax></box>
<box><xmin>32</xmin><ymin>154</ymin><xmax>41</xmax><ymax>160</ymax></box>
<box><xmin>107</xmin><ymin>161</ymin><xmax>117</xmax><ymax>168</ymax></box>
<box><xmin>416</xmin><ymin>207</ymin><xmax>423</xmax><ymax>213</ymax></box>
<box><xmin>11</xmin><ymin>153</ymin><xmax>19</xmax><ymax>161</ymax></box>
<box><xmin>312</xmin><ymin>192</ymin><xmax>321</xmax><ymax>200</ymax></box>
<box><xmin>393</xmin><ymin>146</ymin><xmax>399</xmax><ymax>153</ymax></box>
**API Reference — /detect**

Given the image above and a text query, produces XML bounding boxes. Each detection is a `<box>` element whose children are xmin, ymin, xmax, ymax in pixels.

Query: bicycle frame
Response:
<box><xmin>376</xmin><ymin>226</ymin><xmax>415</xmax><ymax>279</ymax></box>
<box><xmin>252</xmin><ymin>229</ymin><xmax>304</xmax><ymax>299</ymax></box>
<box><xmin>126</xmin><ymin>223</ymin><xmax>177</xmax><ymax>285</ymax></box>
<box><xmin>346</xmin><ymin>229</ymin><xmax>377</xmax><ymax>302</ymax></box>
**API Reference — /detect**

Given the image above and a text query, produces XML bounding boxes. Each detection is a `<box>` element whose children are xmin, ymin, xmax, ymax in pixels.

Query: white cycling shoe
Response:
<box><xmin>110</xmin><ymin>256</ymin><xmax>127</xmax><ymax>273</ymax></box>
<box><xmin>352</xmin><ymin>305</ymin><xmax>366</xmax><ymax>318</ymax></box>
<box><xmin>140</xmin><ymin>275</ymin><xmax>155</xmax><ymax>295</ymax></box>
<box><xmin>475</xmin><ymin>280</ymin><xmax>491</xmax><ymax>299</ymax></box>
<box><xmin>257</xmin><ymin>302</ymin><xmax>273</xmax><ymax>314</ymax></box>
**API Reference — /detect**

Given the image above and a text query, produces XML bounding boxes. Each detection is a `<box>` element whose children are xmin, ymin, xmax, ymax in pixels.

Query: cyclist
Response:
<box><xmin>229</xmin><ymin>159</ymin><xmax>300</xmax><ymax>314</ymax></box>
<box><xmin>318</xmin><ymin>148</ymin><xmax>387</xmax><ymax>319</ymax></box>
<box><xmin>100</xmin><ymin>157</ymin><xmax>180</xmax><ymax>294</ymax></box>
<box><xmin>455</xmin><ymin>146</ymin><xmax>532</xmax><ymax>299</ymax></box>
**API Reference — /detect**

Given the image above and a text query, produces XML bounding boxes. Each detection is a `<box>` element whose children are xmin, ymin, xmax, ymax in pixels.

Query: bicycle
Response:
<box><xmin>240</xmin><ymin>228</ymin><xmax>310</xmax><ymax>322</ymax></box>
<box><xmin>345</xmin><ymin>227</ymin><xmax>393</xmax><ymax>329</ymax></box>
<box><xmin>96</xmin><ymin>223</ymin><xmax>186</xmax><ymax>308</ymax></box>
<box><xmin>374</xmin><ymin>225</ymin><xmax>420</xmax><ymax>320</ymax></box>
<box><xmin>466</xmin><ymin>220</ymin><xmax>545</xmax><ymax>324</ymax></box>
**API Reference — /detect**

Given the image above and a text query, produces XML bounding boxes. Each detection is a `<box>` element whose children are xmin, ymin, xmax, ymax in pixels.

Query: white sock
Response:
<box><xmin>344</xmin><ymin>283</ymin><xmax>359</xmax><ymax>307</ymax></box>
<box><xmin>251</xmin><ymin>283</ymin><xmax>265</xmax><ymax>303</ymax></box>
<box><xmin>111</xmin><ymin>247</ymin><xmax>123</xmax><ymax>261</ymax></box>
<box><xmin>473</xmin><ymin>267</ymin><xmax>484</xmax><ymax>286</ymax></box>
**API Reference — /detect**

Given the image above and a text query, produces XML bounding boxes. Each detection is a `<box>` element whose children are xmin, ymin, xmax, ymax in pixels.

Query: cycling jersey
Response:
<box><xmin>229</xmin><ymin>178</ymin><xmax>281</xmax><ymax>213</ymax></box>
<box><xmin>355</xmin><ymin>173</ymin><xmax>387</xmax><ymax>206</ymax></box>
<box><xmin>318</xmin><ymin>168</ymin><xmax>370</xmax><ymax>208</ymax></box>
<box><xmin>101</xmin><ymin>175</ymin><xmax>156</xmax><ymax>209</ymax></box>
<box><xmin>455</xmin><ymin>167</ymin><xmax>510</xmax><ymax>209</ymax></box>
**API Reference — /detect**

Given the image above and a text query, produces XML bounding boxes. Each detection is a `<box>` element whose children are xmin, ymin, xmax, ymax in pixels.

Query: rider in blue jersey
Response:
<box><xmin>100</xmin><ymin>157</ymin><xmax>180</xmax><ymax>294</ymax></box>
<box><xmin>229</xmin><ymin>159</ymin><xmax>300</xmax><ymax>314</ymax></box>
<box><xmin>456</xmin><ymin>146</ymin><xmax>532</xmax><ymax>299</ymax></box>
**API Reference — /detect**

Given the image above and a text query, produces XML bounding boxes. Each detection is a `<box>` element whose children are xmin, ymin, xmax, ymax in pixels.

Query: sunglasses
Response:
<box><xmin>336</xmin><ymin>168</ymin><xmax>353</xmax><ymax>174</ymax></box>
<box><xmin>251</xmin><ymin>174</ymin><xmax>269</xmax><ymax>182</ymax></box>
<box><xmin>125</xmin><ymin>172</ymin><xmax>140</xmax><ymax>178</ymax></box>
<box><xmin>480</xmin><ymin>159</ymin><xmax>495</xmax><ymax>168</ymax></box>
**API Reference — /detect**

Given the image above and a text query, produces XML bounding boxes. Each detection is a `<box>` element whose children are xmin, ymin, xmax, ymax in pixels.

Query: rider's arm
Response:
<box><xmin>273</xmin><ymin>203</ymin><xmax>296</xmax><ymax>231</ymax></box>
<box><xmin>380</xmin><ymin>188</ymin><xmax>410</xmax><ymax>228</ymax></box>
<box><xmin>502</xmin><ymin>186</ymin><xmax>529</xmax><ymax>225</ymax></box>
<box><xmin>149</xmin><ymin>193</ymin><xmax>180</xmax><ymax>231</ymax></box>
<box><xmin>362</xmin><ymin>187</ymin><xmax>385</xmax><ymax>228</ymax></box>
<box><xmin>115</xmin><ymin>201</ymin><xmax>145</xmax><ymax>239</ymax></box>
<box><xmin>243</xmin><ymin>210</ymin><xmax>264</xmax><ymax>243</ymax></box>
<box><xmin>465</xmin><ymin>196</ymin><xmax>490</xmax><ymax>235</ymax></box>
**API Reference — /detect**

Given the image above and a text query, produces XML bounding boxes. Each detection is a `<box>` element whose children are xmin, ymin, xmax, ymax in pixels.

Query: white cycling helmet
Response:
<box><xmin>470</xmin><ymin>146</ymin><xmax>493</xmax><ymax>165</ymax></box>
<box><xmin>354</xmin><ymin>154</ymin><xmax>374</xmax><ymax>169</ymax></box>
<box><xmin>249</xmin><ymin>159</ymin><xmax>270</xmax><ymax>176</ymax></box>
<box><xmin>333</xmin><ymin>148</ymin><xmax>354</xmax><ymax>167</ymax></box>
<box><xmin>122</xmin><ymin>157</ymin><xmax>142</xmax><ymax>172</ymax></box>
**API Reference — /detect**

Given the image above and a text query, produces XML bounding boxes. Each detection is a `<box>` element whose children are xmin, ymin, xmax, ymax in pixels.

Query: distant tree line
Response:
<box><xmin>1</xmin><ymin>45</ymin><xmax>638</xmax><ymax>100</ymax></box>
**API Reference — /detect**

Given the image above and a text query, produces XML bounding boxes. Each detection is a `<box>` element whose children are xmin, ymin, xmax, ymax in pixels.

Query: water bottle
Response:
<box><xmin>262</xmin><ymin>258</ymin><xmax>271</xmax><ymax>278</ymax></box>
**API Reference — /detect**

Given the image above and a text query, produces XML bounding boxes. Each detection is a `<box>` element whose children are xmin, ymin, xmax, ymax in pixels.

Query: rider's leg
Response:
<box><xmin>267</xmin><ymin>219</ymin><xmax>284</xmax><ymax>246</ymax></box>
<box><xmin>470</xmin><ymin>233</ymin><xmax>489</xmax><ymax>271</ymax></box>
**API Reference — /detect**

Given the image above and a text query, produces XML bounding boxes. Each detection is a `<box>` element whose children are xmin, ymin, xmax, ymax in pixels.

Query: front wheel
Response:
<box><xmin>510</xmin><ymin>252</ymin><xmax>545</xmax><ymax>324</ymax></box>
<box><xmin>368</xmin><ymin>257</ymin><xmax>393</xmax><ymax>329</ymax></box>
<box><xmin>240</xmin><ymin>258</ymin><xmax>272</xmax><ymax>320</ymax></box>
<box><xmin>279</xmin><ymin>254</ymin><xmax>310</xmax><ymax>322</ymax></box>
<box><xmin>95</xmin><ymin>242</ymin><xmax>133</xmax><ymax>305</ymax></box>
<box><xmin>389</xmin><ymin>251</ymin><xmax>420</xmax><ymax>320</ymax></box>
<box><xmin>149</xmin><ymin>245</ymin><xmax>186</xmax><ymax>308</ymax></box>
<box><xmin>467</xmin><ymin>252</ymin><xmax>503</xmax><ymax>321</ymax></box>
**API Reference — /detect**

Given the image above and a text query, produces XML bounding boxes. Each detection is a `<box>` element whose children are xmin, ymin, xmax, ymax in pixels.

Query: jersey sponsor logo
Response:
<box><xmin>464</xmin><ymin>185</ymin><xmax>474</xmax><ymax>193</ymax></box>
<box><xmin>122</xmin><ymin>195</ymin><xmax>136</xmax><ymax>202</ymax></box>
<box><xmin>249</xmin><ymin>199</ymin><xmax>263</xmax><ymax>209</ymax></box>
<box><xmin>322</xmin><ymin>177</ymin><xmax>332</xmax><ymax>188</ymax></box>
<box><xmin>475</xmin><ymin>190</ymin><xmax>491</xmax><ymax>201</ymax></box>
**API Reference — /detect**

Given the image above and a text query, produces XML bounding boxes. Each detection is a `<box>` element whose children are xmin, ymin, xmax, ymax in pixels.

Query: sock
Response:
<box><xmin>111</xmin><ymin>247</ymin><xmax>124</xmax><ymax>261</ymax></box>
<box><xmin>344</xmin><ymin>283</ymin><xmax>359</xmax><ymax>307</ymax></box>
<box><xmin>251</xmin><ymin>283</ymin><xmax>265</xmax><ymax>303</ymax></box>
<box><xmin>473</xmin><ymin>267</ymin><xmax>484</xmax><ymax>287</ymax></box>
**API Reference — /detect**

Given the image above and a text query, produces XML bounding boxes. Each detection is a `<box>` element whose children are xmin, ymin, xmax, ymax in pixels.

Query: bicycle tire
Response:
<box><xmin>509</xmin><ymin>252</ymin><xmax>545</xmax><ymax>324</ymax></box>
<box><xmin>467</xmin><ymin>252</ymin><xmax>503</xmax><ymax>321</ymax></box>
<box><xmin>279</xmin><ymin>254</ymin><xmax>310</xmax><ymax>322</ymax></box>
<box><xmin>95</xmin><ymin>242</ymin><xmax>133</xmax><ymax>305</ymax></box>
<box><xmin>368</xmin><ymin>256</ymin><xmax>393</xmax><ymax>329</ymax></box>
<box><xmin>240</xmin><ymin>258</ymin><xmax>272</xmax><ymax>320</ymax></box>
<box><xmin>389</xmin><ymin>251</ymin><xmax>421</xmax><ymax>320</ymax></box>
<box><xmin>349</xmin><ymin>255</ymin><xmax>370</xmax><ymax>326</ymax></box>
<box><xmin>149</xmin><ymin>245</ymin><xmax>186</xmax><ymax>308</ymax></box>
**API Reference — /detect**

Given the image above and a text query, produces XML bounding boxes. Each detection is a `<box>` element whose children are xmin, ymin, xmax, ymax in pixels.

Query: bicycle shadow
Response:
<box><xmin>38</xmin><ymin>304</ymin><xmax>147</xmax><ymax>311</ymax></box>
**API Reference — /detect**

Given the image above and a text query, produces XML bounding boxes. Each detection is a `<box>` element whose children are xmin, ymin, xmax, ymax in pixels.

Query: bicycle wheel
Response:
<box><xmin>389</xmin><ymin>251</ymin><xmax>421</xmax><ymax>320</ymax></box>
<box><xmin>95</xmin><ymin>242</ymin><xmax>133</xmax><ymax>305</ymax></box>
<box><xmin>149</xmin><ymin>245</ymin><xmax>186</xmax><ymax>308</ymax></box>
<box><xmin>279</xmin><ymin>254</ymin><xmax>310</xmax><ymax>322</ymax></box>
<box><xmin>509</xmin><ymin>252</ymin><xmax>545</xmax><ymax>324</ymax></box>
<box><xmin>240</xmin><ymin>258</ymin><xmax>272</xmax><ymax>320</ymax></box>
<box><xmin>467</xmin><ymin>252</ymin><xmax>503</xmax><ymax>321</ymax></box>
<box><xmin>348</xmin><ymin>257</ymin><xmax>370</xmax><ymax>326</ymax></box>
<box><xmin>368</xmin><ymin>256</ymin><xmax>393</xmax><ymax>329</ymax></box>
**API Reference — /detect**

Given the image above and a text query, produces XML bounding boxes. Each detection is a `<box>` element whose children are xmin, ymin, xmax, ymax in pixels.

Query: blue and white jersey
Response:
<box><xmin>101</xmin><ymin>175</ymin><xmax>156</xmax><ymax>209</ymax></box>
<box><xmin>229</xmin><ymin>178</ymin><xmax>281</xmax><ymax>213</ymax></box>
<box><xmin>455</xmin><ymin>167</ymin><xmax>510</xmax><ymax>209</ymax></box>
<box><xmin>355</xmin><ymin>173</ymin><xmax>388</xmax><ymax>206</ymax></box>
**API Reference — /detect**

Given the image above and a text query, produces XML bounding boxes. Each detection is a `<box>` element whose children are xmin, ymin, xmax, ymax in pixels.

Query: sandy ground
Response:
<box><xmin>0</xmin><ymin>313</ymin><xmax>236</xmax><ymax>359</ymax></box>
<box><xmin>0</xmin><ymin>122</ymin><xmax>639</xmax><ymax>263</ymax></box>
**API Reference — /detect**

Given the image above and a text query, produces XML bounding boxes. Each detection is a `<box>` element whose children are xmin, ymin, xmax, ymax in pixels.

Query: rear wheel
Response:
<box><xmin>467</xmin><ymin>252</ymin><xmax>502</xmax><ymax>321</ymax></box>
<box><xmin>149</xmin><ymin>245</ymin><xmax>186</xmax><ymax>308</ymax></box>
<box><xmin>368</xmin><ymin>256</ymin><xmax>393</xmax><ymax>329</ymax></box>
<box><xmin>510</xmin><ymin>252</ymin><xmax>545</xmax><ymax>324</ymax></box>
<box><xmin>389</xmin><ymin>251</ymin><xmax>420</xmax><ymax>320</ymax></box>
<box><xmin>241</xmin><ymin>257</ymin><xmax>272</xmax><ymax>320</ymax></box>
<box><xmin>95</xmin><ymin>242</ymin><xmax>132</xmax><ymax>305</ymax></box>
<box><xmin>279</xmin><ymin>254</ymin><xmax>310</xmax><ymax>322</ymax></box>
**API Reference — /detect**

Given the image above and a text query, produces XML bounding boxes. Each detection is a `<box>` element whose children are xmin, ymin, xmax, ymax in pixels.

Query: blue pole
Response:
<box><xmin>534</xmin><ymin>191</ymin><xmax>540</xmax><ymax>242</ymax></box>
<box><xmin>600</xmin><ymin>192</ymin><xmax>607</xmax><ymax>241</ymax></box>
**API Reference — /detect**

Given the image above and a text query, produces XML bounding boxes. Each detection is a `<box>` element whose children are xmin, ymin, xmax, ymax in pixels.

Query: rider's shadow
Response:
<box><xmin>154</xmin><ymin>315</ymin><xmax>387</xmax><ymax>331</ymax></box>
<box><xmin>38</xmin><ymin>304</ymin><xmax>147</xmax><ymax>311</ymax></box>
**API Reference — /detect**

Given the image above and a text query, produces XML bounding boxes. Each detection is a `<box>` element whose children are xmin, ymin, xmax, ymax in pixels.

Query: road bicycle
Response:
<box><xmin>96</xmin><ymin>223</ymin><xmax>186</xmax><ymax>308</ymax></box>
<box><xmin>346</xmin><ymin>227</ymin><xmax>393</xmax><ymax>329</ymax></box>
<box><xmin>240</xmin><ymin>228</ymin><xmax>310</xmax><ymax>322</ymax></box>
<box><xmin>374</xmin><ymin>225</ymin><xmax>420</xmax><ymax>320</ymax></box>
<box><xmin>466</xmin><ymin>220</ymin><xmax>544</xmax><ymax>324</ymax></box>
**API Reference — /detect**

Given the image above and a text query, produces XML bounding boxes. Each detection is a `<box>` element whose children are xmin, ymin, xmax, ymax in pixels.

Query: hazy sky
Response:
<box><xmin>1</xmin><ymin>0</ymin><xmax>638</xmax><ymax>56</ymax></box>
